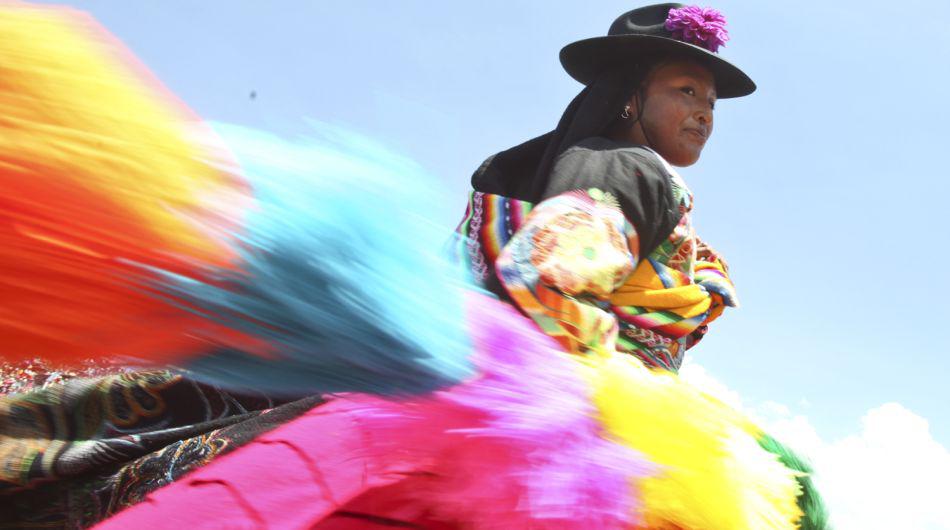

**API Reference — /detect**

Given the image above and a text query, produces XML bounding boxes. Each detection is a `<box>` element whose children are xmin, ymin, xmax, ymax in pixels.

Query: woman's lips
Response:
<box><xmin>684</xmin><ymin>127</ymin><xmax>707</xmax><ymax>141</ymax></box>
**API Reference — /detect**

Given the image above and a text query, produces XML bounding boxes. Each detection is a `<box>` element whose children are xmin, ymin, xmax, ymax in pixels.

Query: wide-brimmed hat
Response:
<box><xmin>560</xmin><ymin>3</ymin><xmax>755</xmax><ymax>98</ymax></box>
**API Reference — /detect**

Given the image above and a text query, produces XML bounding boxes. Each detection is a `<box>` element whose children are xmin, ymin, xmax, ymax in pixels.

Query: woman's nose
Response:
<box><xmin>695</xmin><ymin>107</ymin><xmax>712</xmax><ymax>125</ymax></box>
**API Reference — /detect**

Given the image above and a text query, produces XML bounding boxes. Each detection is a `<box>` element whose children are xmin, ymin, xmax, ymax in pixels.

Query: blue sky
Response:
<box><xmin>40</xmin><ymin>1</ymin><xmax>950</xmax><ymax>524</ymax></box>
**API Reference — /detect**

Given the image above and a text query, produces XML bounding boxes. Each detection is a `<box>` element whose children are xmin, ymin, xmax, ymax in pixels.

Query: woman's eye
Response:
<box><xmin>680</xmin><ymin>86</ymin><xmax>696</xmax><ymax>96</ymax></box>
<box><xmin>708</xmin><ymin>99</ymin><xmax>716</xmax><ymax>110</ymax></box>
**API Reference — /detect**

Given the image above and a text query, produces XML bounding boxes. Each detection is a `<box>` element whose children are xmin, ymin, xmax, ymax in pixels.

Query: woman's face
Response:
<box><xmin>621</xmin><ymin>60</ymin><xmax>717</xmax><ymax>167</ymax></box>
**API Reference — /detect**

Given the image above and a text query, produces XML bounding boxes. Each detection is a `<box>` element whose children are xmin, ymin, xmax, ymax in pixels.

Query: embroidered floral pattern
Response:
<box><xmin>494</xmin><ymin>190</ymin><xmax>634</xmax><ymax>356</ymax></box>
<box><xmin>653</xmin><ymin>173</ymin><xmax>696</xmax><ymax>276</ymax></box>
<box><xmin>529</xmin><ymin>209</ymin><xmax>631</xmax><ymax>298</ymax></box>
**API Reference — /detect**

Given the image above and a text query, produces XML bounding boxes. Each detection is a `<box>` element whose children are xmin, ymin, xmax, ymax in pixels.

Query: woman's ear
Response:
<box><xmin>606</xmin><ymin>93</ymin><xmax>641</xmax><ymax>142</ymax></box>
<box><xmin>622</xmin><ymin>93</ymin><xmax>640</xmax><ymax>120</ymax></box>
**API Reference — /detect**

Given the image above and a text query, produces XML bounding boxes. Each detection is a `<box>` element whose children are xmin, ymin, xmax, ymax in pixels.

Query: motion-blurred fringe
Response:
<box><xmin>0</xmin><ymin>3</ymin><xmax>246</xmax><ymax>362</ymax></box>
<box><xmin>590</xmin><ymin>352</ymin><xmax>805</xmax><ymax>529</ymax></box>
<box><xmin>152</xmin><ymin>123</ymin><xmax>474</xmax><ymax>396</ymax></box>
<box><xmin>758</xmin><ymin>433</ymin><xmax>832</xmax><ymax>530</ymax></box>
<box><xmin>431</xmin><ymin>293</ymin><xmax>655</xmax><ymax>527</ymax></box>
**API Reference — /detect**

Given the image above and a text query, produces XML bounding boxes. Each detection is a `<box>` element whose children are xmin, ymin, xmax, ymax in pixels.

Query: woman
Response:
<box><xmin>456</xmin><ymin>3</ymin><xmax>749</xmax><ymax>372</ymax></box>
<box><xmin>1</xmin><ymin>3</ymin><xmax>826</xmax><ymax>529</ymax></box>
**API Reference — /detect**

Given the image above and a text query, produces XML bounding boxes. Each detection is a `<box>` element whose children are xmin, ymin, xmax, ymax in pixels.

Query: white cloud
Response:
<box><xmin>680</xmin><ymin>363</ymin><xmax>950</xmax><ymax>530</ymax></box>
<box><xmin>678</xmin><ymin>361</ymin><xmax>744</xmax><ymax>409</ymax></box>
<box><xmin>808</xmin><ymin>403</ymin><xmax>950</xmax><ymax>530</ymax></box>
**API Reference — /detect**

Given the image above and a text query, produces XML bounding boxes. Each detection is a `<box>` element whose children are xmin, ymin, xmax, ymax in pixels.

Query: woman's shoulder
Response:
<box><xmin>549</xmin><ymin>137</ymin><xmax>674</xmax><ymax>193</ymax></box>
<box><xmin>545</xmin><ymin>136</ymin><xmax>682</xmax><ymax>258</ymax></box>
<box><xmin>544</xmin><ymin>136</ymin><xmax>677</xmax><ymax>204</ymax></box>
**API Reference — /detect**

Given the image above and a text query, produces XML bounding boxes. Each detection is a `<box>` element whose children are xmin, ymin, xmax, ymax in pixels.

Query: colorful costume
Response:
<box><xmin>455</xmin><ymin>138</ymin><xmax>737</xmax><ymax>371</ymax></box>
<box><xmin>0</xmin><ymin>3</ymin><xmax>829</xmax><ymax>530</ymax></box>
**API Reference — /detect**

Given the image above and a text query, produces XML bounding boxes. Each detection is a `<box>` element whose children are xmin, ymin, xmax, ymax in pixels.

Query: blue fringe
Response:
<box><xmin>150</xmin><ymin>123</ymin><xmax>473</xmax><ymax>397</ymax></box>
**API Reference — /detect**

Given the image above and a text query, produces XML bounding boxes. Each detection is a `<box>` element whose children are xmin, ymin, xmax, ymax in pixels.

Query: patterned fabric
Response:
<box><xmin>0</xmin><ymin>367</ymin><xmax>318</xmax><ymax>529</ymax></box>
<box><xmin>454</xmin><ymin>162</ymin><xmax>738</xmax><ymax>372</ymax></box>
<box><xmin>452</xmin><ymin>191</ymin><xmax>533</xmax><ymax>293</ymax></box>
<box><xmin>496</xmin><ymin>189</ymin><xmax>635</xmax><ymax>357</ymax></box>
<box><xmin>0</xmin><ymin>358</ymin><xmax>128</xmax><ymax>396</ymax></box>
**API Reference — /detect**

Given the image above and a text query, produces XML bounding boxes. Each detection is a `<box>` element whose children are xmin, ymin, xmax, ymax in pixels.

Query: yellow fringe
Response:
<box><xmin>585</xmin><ymin>351</ymin><xmax>804</xmax><ymax>529</ymax></box>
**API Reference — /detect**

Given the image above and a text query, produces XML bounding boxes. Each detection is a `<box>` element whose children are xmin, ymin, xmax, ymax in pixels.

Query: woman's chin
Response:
<box><xmin>661</xmin><ymin>149</ymin><xmax>702</xmax><ymax>167</ymax></box>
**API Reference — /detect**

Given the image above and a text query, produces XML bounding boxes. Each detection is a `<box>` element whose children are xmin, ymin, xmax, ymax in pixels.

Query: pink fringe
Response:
<box><xmin>428</xmin><ymin>293</ymin><xmax>654</xmax><ymax>527</ymax></box>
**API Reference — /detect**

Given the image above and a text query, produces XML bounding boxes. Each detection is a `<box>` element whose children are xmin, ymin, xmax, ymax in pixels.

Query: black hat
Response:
<box><xmin>560</xmin><ymin>3</ymin><xmax>755</xmax><ymax>98</ymax></box>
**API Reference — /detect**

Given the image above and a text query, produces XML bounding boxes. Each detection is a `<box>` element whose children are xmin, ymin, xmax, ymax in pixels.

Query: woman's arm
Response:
<box><xmin>494</xmin><ymin>139</ymin><xmax>682</xmax><ymax>357</ymax></box>
<box><xmin>495</xmin><ymin>188</ymin><xmax>637</xmax><ymax>355</ymax></box>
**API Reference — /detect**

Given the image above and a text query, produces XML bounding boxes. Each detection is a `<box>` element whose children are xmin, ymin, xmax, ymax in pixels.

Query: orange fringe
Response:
<box><xmin>0</xmin><ymin>4</ymin><xmax>249</xmax><ymax>362</ymax></box>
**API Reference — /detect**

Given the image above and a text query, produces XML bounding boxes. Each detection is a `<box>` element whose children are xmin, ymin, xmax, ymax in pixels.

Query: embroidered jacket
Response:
<box><xmin>454</xmin><ymin>137</ymin><xmax>737</xmax><ymax>371</ymax></box>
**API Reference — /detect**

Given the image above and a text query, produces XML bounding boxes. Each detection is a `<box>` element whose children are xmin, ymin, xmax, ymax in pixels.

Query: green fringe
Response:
<box><xmin>757</xmin><ymin>433</ymin><xmax>832</xmax><ymax>530</ymax></box>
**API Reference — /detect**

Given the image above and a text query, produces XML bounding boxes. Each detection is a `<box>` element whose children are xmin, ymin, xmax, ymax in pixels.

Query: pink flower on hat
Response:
<box><xmin>665</xmin><ymin>5</ymin><xmax>730</xmax><ymax>53</ymax></box>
